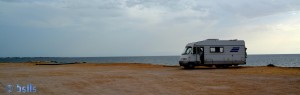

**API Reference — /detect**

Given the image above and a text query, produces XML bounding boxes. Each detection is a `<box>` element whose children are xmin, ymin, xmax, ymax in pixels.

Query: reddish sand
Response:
<box><xmin>0</xmin><ymin>63</ymin><xmax>299</xmax><ymax>95</ymax></box>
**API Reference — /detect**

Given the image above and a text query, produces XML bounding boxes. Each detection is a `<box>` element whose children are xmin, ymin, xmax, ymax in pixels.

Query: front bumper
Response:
<box><xmin>179</xmin><ymin>61</ymin><xmax>188</xmax><ymax>66</ymax></box>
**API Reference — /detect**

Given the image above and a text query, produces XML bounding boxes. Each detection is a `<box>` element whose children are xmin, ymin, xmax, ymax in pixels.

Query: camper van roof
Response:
<box><xmin>206</xmin><ymin>39</ymin><xmax>219</xmax><ymax>40</ymax></box>
<box><xmin>194</xmin><ymin>39</ymin><xmax>245</xmax><ymax>46</ymax></box>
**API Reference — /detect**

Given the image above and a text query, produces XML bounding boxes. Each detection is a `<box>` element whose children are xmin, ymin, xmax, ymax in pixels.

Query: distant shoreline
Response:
<box><xmin>1</xmin><ymin>54</ymin><xmax>300</xmax><ymax>58</ymax></box>
<box><xmin>1</xmin><ymin>55</ymin><xmax>300</xmax><ymax>67</ymax></box>
<box><xmin>0</xmin><ymin>62</ymin><xmax>299</xmax><ymax>68</ymax></box>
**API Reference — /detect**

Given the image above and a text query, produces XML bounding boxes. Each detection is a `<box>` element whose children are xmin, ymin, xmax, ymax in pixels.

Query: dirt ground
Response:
<box><xmin>0</xmin><ymin>63</ymin><xmax>299</xmax><ymax>95</ymax></box>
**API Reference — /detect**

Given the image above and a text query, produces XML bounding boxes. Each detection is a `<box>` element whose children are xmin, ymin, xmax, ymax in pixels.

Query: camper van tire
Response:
<box><xmin>183</xmin><ymin>63</ymin><xmax>195</xmax><ymax>69</ymax></box>
<box><xmin>215</xmin><ymin>65</ymin><xmax>222</xmax><ymax>68</ymax></box>
<box><xmin>215</xmin><ymin>65</ymin><xmax>230</xmax><ymax>68</ymax></box>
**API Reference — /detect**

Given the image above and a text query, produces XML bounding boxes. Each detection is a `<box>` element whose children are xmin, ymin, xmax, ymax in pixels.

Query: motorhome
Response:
<box><xmin>179</xmin><ymin>39</ymin><xmax>247</xmax><ymax>69</ymax></box>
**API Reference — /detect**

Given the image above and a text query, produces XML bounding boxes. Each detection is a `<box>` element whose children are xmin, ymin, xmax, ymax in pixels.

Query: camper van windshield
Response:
<box><xmin>182</xmin><ymin>47</ymin><xmax>192</xmax><ymax>55</ymax></box>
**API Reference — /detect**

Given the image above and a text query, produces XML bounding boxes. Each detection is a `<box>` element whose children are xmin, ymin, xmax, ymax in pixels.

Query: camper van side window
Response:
<box><xmin>210</xmin><ymin>48</ymin><xmax>215</xmax><ymax>52</ymax></box>
<box><xmin>210</xmin><ymin>47</ymin><xmax>224</xmax><ymax>53</ymax></box>
<box><xmin>220</xmin><ymin>47</ymin><xmax>224</xmax><ymax>52</ymax></box>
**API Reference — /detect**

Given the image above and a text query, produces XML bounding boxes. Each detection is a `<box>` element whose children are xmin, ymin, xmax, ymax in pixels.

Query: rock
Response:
<box><xmin>267</xmin><ymin>64</ymin><xmax>276</xmax><ymax>67</ymax></box>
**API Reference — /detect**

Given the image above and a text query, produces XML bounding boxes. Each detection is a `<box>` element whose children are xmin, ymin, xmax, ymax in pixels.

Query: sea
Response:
<box><xmin>0</xmin><ymin>54</ymin><xmax>300</xmax><ymax>67</ymax></box>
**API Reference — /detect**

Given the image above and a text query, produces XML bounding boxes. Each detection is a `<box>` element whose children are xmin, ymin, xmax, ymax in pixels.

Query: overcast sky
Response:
<box><xmin>1</xmin><ymin>0</ymin><xmax>300</xmax><ymax>57</ymax></box>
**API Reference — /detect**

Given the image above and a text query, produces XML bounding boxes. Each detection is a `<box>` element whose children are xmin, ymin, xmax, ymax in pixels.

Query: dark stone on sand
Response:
<box><xmin>267</xmin><ymin>64</ymin><xmax>276</xmax><ymax>67</ymax></box>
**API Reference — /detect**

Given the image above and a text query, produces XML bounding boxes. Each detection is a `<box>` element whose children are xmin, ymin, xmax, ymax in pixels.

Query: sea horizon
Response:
<box><xmin>1</xmin><ymin>53</ymin><xmax>300</xmax><ymax>58</ymax></box>
<box><xmin>1</xmin><ymin>54</ymin><xmax>300</xmax><ymax>67</ymax></box>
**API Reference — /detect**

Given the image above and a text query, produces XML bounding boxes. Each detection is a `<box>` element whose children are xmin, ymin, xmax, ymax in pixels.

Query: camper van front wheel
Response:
<box><xmin>215</xmin><ymin>65</ymin><xmax>222</xmax><ymax>68</ymax></box>
<box><xmin>184</xmin><ymin>63</ymin><xmax>194</xmax><ymax>69</ymax></box>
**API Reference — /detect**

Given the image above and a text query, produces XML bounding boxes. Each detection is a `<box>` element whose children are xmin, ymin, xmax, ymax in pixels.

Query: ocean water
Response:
<box><xmin>0</xmin><ymin>54</ymin><xmax>300</xmax><ymax>67</ymax></box>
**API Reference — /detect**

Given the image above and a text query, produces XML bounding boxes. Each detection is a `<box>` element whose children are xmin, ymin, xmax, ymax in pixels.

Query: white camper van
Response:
<box><xmin>179</xmin><ymin>39</ymin><xmax>247</xmax><ymax>69</ymax></box>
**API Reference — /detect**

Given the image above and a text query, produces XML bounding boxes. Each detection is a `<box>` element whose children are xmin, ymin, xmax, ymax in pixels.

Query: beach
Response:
<box><xmin>0</xmin><ymin>63</ymin><xmax>299</xmax><ymax>95</ymax></box>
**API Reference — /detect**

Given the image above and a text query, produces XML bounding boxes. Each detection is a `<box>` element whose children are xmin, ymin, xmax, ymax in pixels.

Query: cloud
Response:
<box><xmin>1</xmin><ymin>0</ymin><xmax>300</xmax><ymax>57</ymax></box>
<box><xmin>226</xmin><ymin>11</ymin><xmax>300</xmax><ymax>54</ymax></box>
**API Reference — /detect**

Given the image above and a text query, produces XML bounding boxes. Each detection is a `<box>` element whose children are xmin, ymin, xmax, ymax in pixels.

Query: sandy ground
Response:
<box><xmin>0</xmin><ymin>63</ymin><xmax>299</xmax><ymax>95</ymax></box>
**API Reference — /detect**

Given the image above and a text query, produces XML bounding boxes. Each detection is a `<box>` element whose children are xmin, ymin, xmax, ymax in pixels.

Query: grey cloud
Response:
<box><xmin>215</xmin><ymin>0</ymin><xmax>300</xmax><ymax>18</ymax></box>
<box><xmin>0</xmin><ymin>0</ymin><xmax>35</xmax><ymax>3</ymax></box>
<box><xmin>125</xmin><ymin>0</ymin><xmax>175</xmax><ymax>8</ymax></box>
<box><xmin>1</xmin><ymin>0</ymin><xmax>300</xmax><ymax>56</ymax></box>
